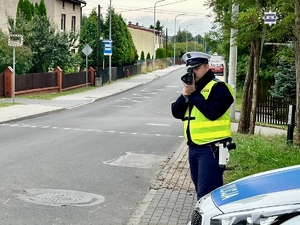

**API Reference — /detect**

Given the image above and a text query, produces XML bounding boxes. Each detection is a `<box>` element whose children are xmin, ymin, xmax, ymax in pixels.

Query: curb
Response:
<box><xmin>127</xmin><ymin>140</ymin><xmax>197</xmax><ymax>225</ymax></box>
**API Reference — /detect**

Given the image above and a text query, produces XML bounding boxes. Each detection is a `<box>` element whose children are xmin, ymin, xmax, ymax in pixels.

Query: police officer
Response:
<box><xmin>171</xmin><ymin>52</ymin><xmax>234</xmax><ymax>200</ymax></box>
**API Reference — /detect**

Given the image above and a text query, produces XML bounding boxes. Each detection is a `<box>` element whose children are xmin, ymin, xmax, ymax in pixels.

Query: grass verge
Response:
<box><xmin>224</xmin><ymin>132</ymin><xmax>300</xmax><ymax>184</ymax></box>
<box><xmin>18</xmin><ymin>86</ymin><xmax>98</xmax><ymax>100</ymax></box>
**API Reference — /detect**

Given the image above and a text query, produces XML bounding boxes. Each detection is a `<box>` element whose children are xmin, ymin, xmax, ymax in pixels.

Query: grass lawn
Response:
<box><xmin>224</xmin><ymin>132</ymin><xmax>300</xmax><ymax>184</ymax></box>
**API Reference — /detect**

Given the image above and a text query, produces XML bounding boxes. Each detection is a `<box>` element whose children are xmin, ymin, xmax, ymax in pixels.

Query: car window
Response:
<box><xmin>280</xmin><ymin>215</ymin><xmax>300</xmax><ymax>225</ymax></box>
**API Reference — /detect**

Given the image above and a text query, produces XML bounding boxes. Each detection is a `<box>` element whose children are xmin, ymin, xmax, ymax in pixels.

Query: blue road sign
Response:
<box><xmin>103</xmin><ymin>40</ymin><xmax>112</xmax><ymax>56</ymax></box>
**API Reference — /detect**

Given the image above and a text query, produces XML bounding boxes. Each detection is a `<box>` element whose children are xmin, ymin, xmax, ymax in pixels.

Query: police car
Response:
<box><xmin>188</xmin><ymin>165</ymin><xmax>300</xmax><ymax>225</ymax></box>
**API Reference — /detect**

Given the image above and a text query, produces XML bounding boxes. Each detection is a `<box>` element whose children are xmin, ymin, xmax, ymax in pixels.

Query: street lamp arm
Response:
<box><xmin>153</xmin><ymin>0</ymin><xmax>165</xmax><ymax>71</ymax></box>
<box><xmin>173</xmin><ymin>13</ymin><xmax>185</xmax><ymax>66</ymax></box>
<box><xmin>159</xmin><ymin>0</ymin><xmax>187</xmax><ymax>8</ymax></box>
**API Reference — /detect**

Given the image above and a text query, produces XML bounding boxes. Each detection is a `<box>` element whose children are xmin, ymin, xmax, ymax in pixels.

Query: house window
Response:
<box><xmin>61</xmin><ymin>14</ymin><xmax>66</xmax><ymax>31</ymax></box>
<box><xmin>73</xmin><ymin>3</ymin><xmax>75</xmax><ymax>11</ymax></box>
<box><xmin>71</xmin><ymin>16</ymin><xmax>76</xmax><ymax>32</ymax></box>
<box><xmin>62</xmin><ymin>0</ymin><xmax>65</xmax><ymax>8</ymax></box>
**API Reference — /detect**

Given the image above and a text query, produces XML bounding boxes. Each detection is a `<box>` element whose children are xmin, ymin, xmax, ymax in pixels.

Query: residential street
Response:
<box><xmin>0</xmin><ymin>67</ymin><xmax>188</xmax><ymax>224</ymax></box>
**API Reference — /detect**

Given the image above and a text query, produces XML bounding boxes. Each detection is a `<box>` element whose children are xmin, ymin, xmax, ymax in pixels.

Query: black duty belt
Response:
<box><xmin>183</xmin><ymin>116</ymin><xmax>195</xmax><ymax>121</ymax></box>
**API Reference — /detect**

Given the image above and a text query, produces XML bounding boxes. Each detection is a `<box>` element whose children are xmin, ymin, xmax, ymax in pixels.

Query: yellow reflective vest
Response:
<box><xmin>184</xmin><ymin>79</ymin><xmax>233</xmax><ymax>145</ymax></box>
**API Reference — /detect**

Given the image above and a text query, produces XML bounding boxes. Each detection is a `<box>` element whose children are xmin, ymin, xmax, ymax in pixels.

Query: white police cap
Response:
<box><xmin>182</xmin><ymin>52</ymin><xmax>211</xmax><ymax>68</ymax></box>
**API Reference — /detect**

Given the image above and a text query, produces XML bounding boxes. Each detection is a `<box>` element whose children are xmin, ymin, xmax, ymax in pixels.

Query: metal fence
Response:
<box><xmin>256</xmin><ymin>97</ymin><xmax>295</xmax><ymax>125</ymax></box>
<box><xmin>256</xmin><ymin>80</ymin><xmax>295</xmax><ymax>125</ymax></box>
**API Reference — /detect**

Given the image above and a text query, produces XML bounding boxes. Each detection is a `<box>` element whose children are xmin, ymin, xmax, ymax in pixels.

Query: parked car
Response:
<box><xmin>188</xmin><ymin>165</ymin><xmax>300</xmax><ymax>225</ymax></box>
<box><xmin>209</xmin><ymin>63</ymin><xmax>224</xmax><ymax>75</ymax></box>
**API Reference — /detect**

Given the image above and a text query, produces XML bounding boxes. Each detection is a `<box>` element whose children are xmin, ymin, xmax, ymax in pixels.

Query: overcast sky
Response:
<box><xmin>82</xmin><ymin>0</ymin><xmax>214</xmax><ymax>36</ymax></box>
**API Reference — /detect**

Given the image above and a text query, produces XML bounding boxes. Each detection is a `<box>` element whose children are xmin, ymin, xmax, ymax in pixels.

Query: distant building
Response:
<box><xmin>127</xmin><ymin>22</ymin><xmax>164</xmax><ymax>60</ymax></box>
<box><xmin>0</xmin><ymin>0</ymin><xmax>86</xmax><ymax>34</ymax></box>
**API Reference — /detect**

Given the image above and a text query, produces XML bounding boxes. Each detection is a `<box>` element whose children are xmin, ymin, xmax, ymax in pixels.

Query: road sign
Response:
<box><xmin>103</xmin><ymin>40</ymin><xmax>112</xmax><ymax>56</ymax></box>
<box><xmin>264</xmin><ymin>11</ymin><xmax>277</xmax><ymax>26</ymax></box>
<box><xmin>82</xmin><ymin>44</ymin><xmax>93</xmax><ymax>56</ymax></box>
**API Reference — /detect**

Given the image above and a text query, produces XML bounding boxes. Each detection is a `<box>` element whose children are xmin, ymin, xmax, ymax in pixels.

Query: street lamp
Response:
<box><xmin>185</xmin><ymin>24</ymin><xmax>193</xmax><ymax>52</ymax></box>
<box><xmin>173</xmin><ymin>13</ymin><xmax>185</xmax><ymax>66</ymax></box>
<box><xmin>153</xmin><ymin>0</ymin><xmax>165</xmax><ymax>71</ymax></box>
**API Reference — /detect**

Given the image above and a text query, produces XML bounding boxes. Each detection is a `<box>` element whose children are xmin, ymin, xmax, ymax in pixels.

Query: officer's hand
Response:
<box><xmin>182</xmin><ymin>80</ymin><xmax>196</xmax><ymax>96</ymax></box>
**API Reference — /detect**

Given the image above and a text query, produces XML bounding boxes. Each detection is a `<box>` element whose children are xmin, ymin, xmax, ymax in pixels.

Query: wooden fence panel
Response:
<box><xmin>15</xmin><ymin>72</ymin><xmax>57</xmax><ymax>92</ymax></box>
<box><xmin>0</xmin><ymin>73</ymin><xmax>3</xmax><ymax>97</ymax></box>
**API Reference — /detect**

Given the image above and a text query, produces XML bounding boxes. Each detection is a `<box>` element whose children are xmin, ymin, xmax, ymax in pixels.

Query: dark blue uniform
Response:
<box><xmin>171</xmin><ymin>69</ymin><xmax>234</xmax><ymax>199</ymax></box>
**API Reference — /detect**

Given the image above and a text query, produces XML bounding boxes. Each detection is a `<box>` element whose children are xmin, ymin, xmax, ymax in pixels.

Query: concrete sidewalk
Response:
<box><xmin>0</xmin><ymin>65</ymin><xmax>287</xmax><ymax>225</ymax></box>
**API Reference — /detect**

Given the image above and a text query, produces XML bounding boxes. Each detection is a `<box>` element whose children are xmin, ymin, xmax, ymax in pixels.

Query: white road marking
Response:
<box><xmin>146</xmin><ymin>123</ymin><xmax>171</xmax><ymax>127</ymax></box>
<box><xmin>0</xmin><ymin>123</ymin><xmax>183</xmax><ymax>138</ymax></box>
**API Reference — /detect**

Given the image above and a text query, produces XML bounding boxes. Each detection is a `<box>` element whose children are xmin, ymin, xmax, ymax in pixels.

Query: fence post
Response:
<box><xmin>287</xmin><ymin>104</ymin><xmax>296</xmax><ymax>145</ymax></box>
<box><xmin>54</xmin><ymin>66</ymin><xmax>62</xmax><ymax>93</ymax></box>
<box><xmin>89</xmin><ymin>67</ymin><xmax>95</xmax><ymax>86</ymax></box>
<box><xmin>4</xmin><ymin>66</ymin><xmax>13</xmax><ymax>97</ymax></box>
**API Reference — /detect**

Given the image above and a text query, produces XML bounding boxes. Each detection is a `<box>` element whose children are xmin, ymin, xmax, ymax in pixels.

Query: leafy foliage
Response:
<box><xmin>146</xmin><ymin>53</ymin><xmax>151</xmax><ymax>60</ymax></box>
<box><xmin>156</xmin><ymin>48</ymin><xmax>165</xmax><ymax>59</ymax></box>
<box><xmin>0</xmin><ymin>30</ymin><xmax>32</xmax><ymax>74</ymax></box>
<box><xmin>102</xmin><ymin>7</ymin><xmax>138</xmax><ymax>66</ymax></box>
<box><xmin>269</xmin><ymin>50</ymin><xmax>296</xmax><ymax>100</ymax></box>
<box><xmin>140</xmin><ymin>51</ymin><xmax>145</xmax><ymax>61</ymax></box>
<box><xmin>79</xmin><ymin>9</ymin><xmax>99</xmax><ymax>69</ymax></box>
<box><xmin>6</xmin><ymin>0</ymin><xmax>78</xmax><ymax>73</ymax></box>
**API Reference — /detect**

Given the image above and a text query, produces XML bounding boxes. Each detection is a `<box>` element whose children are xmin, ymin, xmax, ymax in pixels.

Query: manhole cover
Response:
<box><xmin>17</xmin><ymin>189</ymin><xmax>105</xmax><ymax>207</ymax></box>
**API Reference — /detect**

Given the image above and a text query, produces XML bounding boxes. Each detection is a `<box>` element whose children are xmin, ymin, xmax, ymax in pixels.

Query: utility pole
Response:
<box><xmin>97</xmin><ymin>5</ymin><xmax>101</xmax><ymax>79</ymax></box>
<box><xmin>228</xmin><ymin>3</ymin><xmax>239</xmax><ymax>120</ymax></box>
<box><xmin>165</xmin><ymin>28</ymin><xmax>168</xmax><ymax>58</ymax></box>
<box><xmin>109</xmin><ymin>0</ymin><xmax>112</xmax><ymax>83</ymax></box>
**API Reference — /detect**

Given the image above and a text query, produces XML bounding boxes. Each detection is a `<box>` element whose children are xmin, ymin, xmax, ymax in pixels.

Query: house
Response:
<box><xmin>0</xmin><ymin>0</ymin><xmax>86</xmax><ymax>34</ymax></box>
<box><xmin>127</xmin><ymin>22</ymin><xmax>164</xmax><ymax>60</ymax></box>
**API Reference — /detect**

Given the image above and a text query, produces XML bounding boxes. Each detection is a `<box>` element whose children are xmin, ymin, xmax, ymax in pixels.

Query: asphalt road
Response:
<box><xmin>0</xmin><ymin>67</ymin><xmax>187</xmax><ymax>225</ymax></box>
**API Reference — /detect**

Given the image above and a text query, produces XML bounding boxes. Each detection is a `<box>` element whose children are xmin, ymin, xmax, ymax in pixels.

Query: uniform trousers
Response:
<box><xmin>188</xmin><ymin>144</ymin><xmax>225</xmax><ymax>200</ymax></box>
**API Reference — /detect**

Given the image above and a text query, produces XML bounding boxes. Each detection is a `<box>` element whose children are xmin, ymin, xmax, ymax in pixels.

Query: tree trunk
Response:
<box><xmin>249</xmin><ymin>38</ymin><xmax>262</xmax><ymax>134</ymax></box>
<box><xmin>237</xmin><ymin>44</ymin><xmax>254</xmax><ymax>134</ymax></box>
<box><xmin>295</xmin><ymin>0</ymin><xmax>300</xmax><ymax>144</ymax></box>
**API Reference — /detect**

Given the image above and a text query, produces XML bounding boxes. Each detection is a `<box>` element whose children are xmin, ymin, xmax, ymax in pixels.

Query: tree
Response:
<box><xmin>269</xmin><ymin>52</ymin><xmax>296</xmax><ymax>100</ymax></box>
<box><xmin>156</xmin><ymin>48</ymin><xmax>165</xmax><ymax>59</ymax></box>
<box><xmin>7</xmin><ymin>0</ymin><xmax>77</xmax><ymax>73</ymax></box>
<box><xmin>150</xmin><ymin>20</ymin><xmax>164</xmax><ymax>31</ymax></box>
<box><xmin>79</xmin><ymin>9</ymin><xmax>99</xmax><ymax>69</ymax></box>
<box><xmin>102</xmin><ymin>7</ymin><xmax>137</xmax><ymax>66</ymax></box>
<box><xmin>0</xmin><ymin>30</ymin><xmax>32</xmax><ymax>75</ymax></box>
<box><xmin>206</xmin><ymin>0</ymin><xmax>295</xmax><ymax>134</ymax></box>
<box><xmin>146</xmin><ymin>53</ymin><xmax>151</xmax><ymax>60</ymax></box>
<box><xmin>140</xmin><ymin>51</ymin><xmax>145</xmax><ymax>61</ymax></box>
<box><xmin>295</xmin><ymin>0</ymin><xmax>300</xmax><ymax>144</ymax></box>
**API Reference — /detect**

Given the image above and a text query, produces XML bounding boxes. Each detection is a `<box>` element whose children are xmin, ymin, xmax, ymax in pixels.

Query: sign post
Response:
<box><xmin>103</xmin><ymin>40</ymin><xmax>112</xmax><ymax>83</ymax></box>
<box><xmin>82</xmin><ymin>44</ymin><xmax>93</xmax><ymax>89</ymax></box>
<box><xmin>8</xmin><ymin>34</ymin><xmax>23</xmax><ymax>104</ymax></box>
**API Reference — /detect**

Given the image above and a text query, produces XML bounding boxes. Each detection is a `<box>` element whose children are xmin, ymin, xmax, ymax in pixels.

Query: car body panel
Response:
<box><xmin>212</xmin><ymin>165</ymin><xmax>300</xmax><ymax>211</ymax></box>
<box><xmin>189</xmin><ymin>165</ymin><xmax>300</xmax><ymax>225</ymax></box>
<box><xmin>209</xmin><ymin>63</ymin><xmax>224</xmax><ymax>75</ymax></box>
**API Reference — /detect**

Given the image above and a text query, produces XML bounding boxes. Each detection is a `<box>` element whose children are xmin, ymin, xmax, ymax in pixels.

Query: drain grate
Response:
<box><xmin>17</xmin><ymin>189</ymin><xmax>105</xmax><ymax>207</ymax></box>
